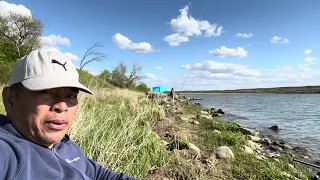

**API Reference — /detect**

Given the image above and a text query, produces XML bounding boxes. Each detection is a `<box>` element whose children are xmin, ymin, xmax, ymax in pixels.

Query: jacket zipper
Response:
<box><xmin>51</xmin><ymin>148</ymin><xmax>85</xmax><ymax>180</ymax></box>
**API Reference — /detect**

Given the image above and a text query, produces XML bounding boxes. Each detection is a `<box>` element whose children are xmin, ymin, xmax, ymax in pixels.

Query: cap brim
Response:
<box><xmin>21</xmin><ymin>76</ymin><xmax>93</xmax><ymax>95</ymax></box>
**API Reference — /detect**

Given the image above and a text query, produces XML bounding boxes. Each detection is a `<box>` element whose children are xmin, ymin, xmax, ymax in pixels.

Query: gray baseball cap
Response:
<box><xmin>9</xmin><ymin>49</ymin><xmax>93</xmax><ymax>95</ymax></box>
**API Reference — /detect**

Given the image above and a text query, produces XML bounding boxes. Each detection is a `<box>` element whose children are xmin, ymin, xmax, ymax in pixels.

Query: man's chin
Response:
<box><xmin>41</xmin><ymin>132</ymin><xmax>66</xmax><ymax>147</ymax></box>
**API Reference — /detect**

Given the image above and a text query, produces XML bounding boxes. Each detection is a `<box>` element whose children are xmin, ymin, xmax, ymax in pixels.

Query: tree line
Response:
<box><xmin>0</xmin><ymin>12</ymin><xmax>150</xmax><ymax>92</ymax></box>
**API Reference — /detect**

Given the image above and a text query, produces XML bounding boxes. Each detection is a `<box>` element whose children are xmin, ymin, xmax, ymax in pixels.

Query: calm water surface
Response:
<box><xmin>183</xmin><ymin>93</ymin><xmax>320</xmax><ymax>159</ymax></box>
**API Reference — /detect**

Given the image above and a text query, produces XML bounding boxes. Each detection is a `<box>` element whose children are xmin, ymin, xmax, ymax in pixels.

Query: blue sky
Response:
<box><xmin>1</xmin><ymin>0</ymin><xmax>320</xmax><ymax>90</ymax></box>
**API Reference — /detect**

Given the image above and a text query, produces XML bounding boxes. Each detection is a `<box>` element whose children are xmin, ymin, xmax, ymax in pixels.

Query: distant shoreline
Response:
<box><xmin>175</xmin><ymin>85</ymin><xmax>320</xmax><ymax>94</ymax></box>
<box><xmin>178</xmin><ymin>92</ymin><xmax>320</xmax><ymax>94</ymax></box>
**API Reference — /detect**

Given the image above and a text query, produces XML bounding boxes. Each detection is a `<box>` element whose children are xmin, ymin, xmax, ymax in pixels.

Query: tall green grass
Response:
<box><xmin>69</xmin><ymin>88</ymin><xmax>170</xmax><ymax>178</ymax></box>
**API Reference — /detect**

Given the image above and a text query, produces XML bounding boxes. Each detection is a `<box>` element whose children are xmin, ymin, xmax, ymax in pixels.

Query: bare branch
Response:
<box><xmin>80</xmin><ymin>42</ymin><xmax>108</xmax><ymax>70</ymax></box>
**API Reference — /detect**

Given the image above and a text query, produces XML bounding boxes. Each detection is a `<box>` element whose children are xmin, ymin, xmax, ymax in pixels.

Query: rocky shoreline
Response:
<box><xmin>188</xmin><ymin>98</ymin><xmax>320</xmax><ymax>178</ymax></box>
<box><xmin>147</xmin><ymin>92</ymin><xmax>319</xmax><ymax>179</ymax></box>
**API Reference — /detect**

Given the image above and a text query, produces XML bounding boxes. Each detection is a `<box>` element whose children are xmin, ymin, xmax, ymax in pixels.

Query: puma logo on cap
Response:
<box><xmin>52</xmin><ymin>59</ymin><xmax>67</xmax><ymax>71</ymax></box>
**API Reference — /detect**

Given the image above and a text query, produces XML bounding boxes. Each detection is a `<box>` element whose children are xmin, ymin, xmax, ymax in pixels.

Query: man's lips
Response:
<box><xmin>45</xmin><ymin>120</ymin><xmax>68</xmax><ymax>130</ymax></box>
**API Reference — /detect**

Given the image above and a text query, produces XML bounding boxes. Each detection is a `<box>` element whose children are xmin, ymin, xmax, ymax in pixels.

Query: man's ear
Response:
<box><xmin>2</xmin><ymin>86</ymin><xmax>14</xmax><ymax>114</ymax></box>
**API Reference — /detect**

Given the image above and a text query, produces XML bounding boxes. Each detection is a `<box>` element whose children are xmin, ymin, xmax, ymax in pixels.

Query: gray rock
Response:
<box><xmin>248</xmin><ymin>140</ymin><xmax>262</xmax><ymax>151</ymax></box>
<box><xmin>212</xmin><ymin>113</ymin><xmax>223</xmax><ymax>117</ymax></box>
<box><xmin>256</xmin><ymin>155</ymin><xmax>266</xmax><ymax>160</ymax></box>
<box><xmin>214</xmin><ymin>146</ymin><xmax>234</xmax><ymax>159</ymax></box>
<box><xmin>178</xmin><ymin>116</ymin><xmax>189</xmax><ymax>122</ymax></box>
<box><xmin>240</xmin><ymin>127</ymin><xmax>259</xmax><ymax>136</ymax></box>
<box><xmin>261</xmin><ymin>138</ymin><xmax>271</xmax><ymax>145</ymax></box>
<box><xmin>191</xmin><ymin>120</ymin><xmax>200</xmax><ymax>125</ymax></box>
<box><xmin>243</xmin><ymin>145</ymin><xmax>254</xmax><ymax>154</ymax></box>
<box><xmin>270</xmin><ymin>145</ymin><xmax>282</xmax><ymax>151</ymax></box>
<box><xmin>188</xmin><ymin>142</ymin><xmax>201</xmax><ymax>158</ymax></box>
<box><xmin>200</xmin><ymin>114</ymin><xmax>212</xmax><ymax>120</ymax></box>
<box><xmin>279</xmin><ymin>143</ymin><xmax>292</xmax><ymax>150</ymax></box>
<box><xmin>200</xmin><ymin>110</ymin><xmax>209</xmax><ymax>115</ymax></box>
<box><xmin>217</xmin><ymin>109</ymin><xmax>225</xmax><ymax>114</ymax></box>
<box><xmin>273</xmin><ymin>141</ymin><xmax>280</xmax><ymax>146</ymax></box>
<box><xmin>248</xmin><ymin>135</ymin><xmax>261</xmax><ymax>143</ymax></box>
<box><xmin>268</xmin><ymin>125</ymin><xmax>279</xmax><ymax>132</ymax></box>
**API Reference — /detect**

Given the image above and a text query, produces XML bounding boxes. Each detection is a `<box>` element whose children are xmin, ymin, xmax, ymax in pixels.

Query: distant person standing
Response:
<box><xmin>169</xmin><ymin>88</ymin><xmax>175</xmax><ymax>102</ymax></box>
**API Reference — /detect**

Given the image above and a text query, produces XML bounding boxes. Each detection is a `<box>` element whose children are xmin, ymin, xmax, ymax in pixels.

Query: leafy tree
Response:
<box><xmin>125</xmin><ymin>62</ymin><xmax>143</xmax><ymax>89</ymax></box>
<box><xmin>109</xmin><ymin>61</ymin><xmax>143</xmax><ymax>89</ymax></box>
<box><xmin>0</xmin><ymin>12</ymin><xmax>43</xmax><ymax>59</ymax></box>
<box><xmin>110</xmin><ymin>61</ymin><xmax>127</xmax><ymax>88</ymax></box>
<box><xmin>135</xmin><ymin>83</ymin><xmax>150</xmax><ymax>92</ymax></box>
<box><xmin>98</xmin><ymin>69</ymin><xmax>111</xmax><ymax>83</ymax></box>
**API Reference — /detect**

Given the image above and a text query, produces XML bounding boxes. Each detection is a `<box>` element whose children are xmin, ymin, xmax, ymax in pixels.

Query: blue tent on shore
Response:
<box><xmin>152</xmin><ymin>85</ymin><xmax>168</xmax><ymax>93</ymax></box>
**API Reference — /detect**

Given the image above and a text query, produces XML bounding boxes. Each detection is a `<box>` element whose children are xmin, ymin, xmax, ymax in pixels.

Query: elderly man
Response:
<box><xmin>0</xmin><ymin>50</ymin><xmax>136</xmax><ymax>180</ymax></box>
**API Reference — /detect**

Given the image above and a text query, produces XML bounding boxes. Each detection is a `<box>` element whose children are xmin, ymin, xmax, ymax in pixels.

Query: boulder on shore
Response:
<box><xmin>200</xmin><ymin>110</ymin><xmax>209</xmax><ymax>115</ymax></box>
<box><xmin>239</xmin><ymin>127</ymin><xmax>259</xmax><ymax>136</ymax></box>
<box><xmin>248</xmin><ymin>135</ymin><xmax>261</xmax><ymax>143</ymax></box>
<box><xmin>217</xmin><ymin>109</ymin><xmax>225</xmax><ymax>114</ymax></box>
<box><xmin>248</xmin><ymin>140</ymin><xmax>262</xmax><ymax>151</ymax></box>
<box><xmin>261</xmin><ymin>138</ymin><xmax>271</xmax><ymax>146</ymax></box>
<box><xmin>213</xmin><ymin>146</ymin><xmax>234</xmax><ymax>159</ymax></box>
<box><xmin>242</xmin><ymin>145</ymin><xmax>254</xmax><ymax>154</ymax></box>
<box><xmin>279</xmin><ymin>143</ymin><xmax>292</xmax><ymax>150</ymax></box>
<box><xmin>188</xmin><ymin>143</ymin><xmax>201</xmax><ymax>158</ymax></box>
<box><xmin>268</xmin><ymin>125</ymin><xmax>279</xmax><ymax>132</ymax></box>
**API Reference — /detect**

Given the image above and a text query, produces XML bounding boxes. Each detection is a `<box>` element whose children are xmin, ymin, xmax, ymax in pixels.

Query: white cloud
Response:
<box><xmin>0</xmin><ymin>1</ymin><xmax>31</xmax><ymax>17</ymax></box>
<box><xmin>209</xmin><ymin>46</ymin><xmax>248</xmax><ymax>58</ymax></box>
<box><xmin>181</xmin><ymin>64</ymin><xmax>191</xmax><ymax>69</ymax></box>
<box><xmin>40</xmin><ymin>34</ymin><xmax>78</xmax><ymax>61</ymax></box>
<box><xmin>40</xmin><ymin>35</ymin><xmax>71</xmax><ymax>47</ymax></box>
<box><xmin>164</xmin><ymin>33</ymin><xmax>189</xmax><ymax>46</ymax></box>
<box><xmin>64</xmin><ymin>52</ymin><xmax>79</xmax><ymax>61</ymax></box>
<box><xmin>235</xmin><ymin>33</ymin><xmax>253</xmax><ymax>38</ymax></box>
<box><xmin>299</xmin><ymin>64</ymin><xmax>311</xmax><ymax>72</ymax></box>
<box><xmin>305</xmin><ymin>57</ymin><xmax>316</xmax><ymax>64</ymax></box>
<box><xmin>271</xmin><ymin>36</ymin><xmax>289</xmax><ymax>44</ymax></box>
<box><xmin>304</xmin><ymin>49</ymin><xmax>312</xmax><ymax>55</ymax></box>
<box><xmin>112</xmin><ymin>33</ymin><xmax>159</xmax><ymax>53</ymax></box>
<box><xmin>277</xmin><ymin>66</ymin><xmax>292</xmax><ymax>71</ymax></box>
<box><xmin>155</xmin><ymin>66</ymin><xmax>163</xmax><ymax>71</ymax></box>
<box><xmin>182</xmin><ymin>60</ymin><xmax>260</xmax><ymax>77</ymax></box>
<box><xmin>164</xmin><ymin>5</ymin><xmax>223</xmax><ymax>46</ymax></box>
<box><xmin>141</xmin><ymin>73</ymin><xmax>156</xmax><ymax>80</ymax></box>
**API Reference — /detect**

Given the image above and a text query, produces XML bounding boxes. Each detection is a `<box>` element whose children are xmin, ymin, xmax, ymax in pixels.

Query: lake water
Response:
<box><xmin>182</xmin><ymin>93</ymin><xmax>320</xmax><ymax>159</ymax></box>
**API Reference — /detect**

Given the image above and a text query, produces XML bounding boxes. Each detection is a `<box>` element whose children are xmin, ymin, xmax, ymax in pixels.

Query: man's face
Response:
<box><xmin>7</xmin><ymin>86</ymin><xmax>79</xmax><ymax>148</ymax></box>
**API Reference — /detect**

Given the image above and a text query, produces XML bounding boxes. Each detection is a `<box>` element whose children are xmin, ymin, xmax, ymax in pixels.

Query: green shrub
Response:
<box><xmin>0</xmin><ymin>61</ymin><xmax>14</xmax><ymax>85</ymax></box>
<box><xmin>77</xmin><ymin>69</ymin><xmax>113</xmax><ymax>89</ymax></box>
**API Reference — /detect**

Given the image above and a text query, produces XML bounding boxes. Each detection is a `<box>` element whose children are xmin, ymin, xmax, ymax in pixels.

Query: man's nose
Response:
<box><xmin>51</xmin><ymin>101</ymin><xmax>68</xmax><ymax>113</ymax></box>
